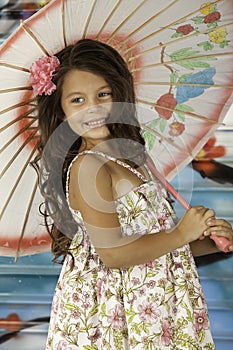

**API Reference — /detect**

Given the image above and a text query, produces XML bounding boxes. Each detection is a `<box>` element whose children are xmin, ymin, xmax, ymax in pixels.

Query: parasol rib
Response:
<box><xmin>0</xmin><ymin>145</ymin><xmax>38</xmax><ymax>221</ymax></box>
<box><xmin>0</xmin><ymin>120</ymin><xmax>37</xmax><ymax>154</ymax></box>
<box><xmin>0</xmin><ymin>108</ymin><xmax>37</xmax><ymax>133</ymax></box>
<box><xmin>0</xmin><ymin>129</ymin><xmax>38</xmax><ymax>179</ymax></box>
<box><xmin>61</xmin><ymin>0</ymin><xmax>67</xmax><ymax>47</ymax></box>
<box><xmin>21</xmin><ymin>22</ymin><xmax>50</xmax><ymax>56</ymax></box>
<box><xmin>97</xmin><ymin>0</ymin><xmax>122</xmax><ymax>40</ymax></box>
<box><xmin>131</xmin><ymin>51</ymin><xmax>233</xmax><ymax>74</ymax></box>
<box><xmin>115</xmin><ymin>0</ymin><xmax>178</xmax><ymax>50</ymax></box>
<box><xmin>137</xmin><ymin>98</ymin><xmax>223</xmax><ymax>124</ymax></box>
<box><xmin>82</xmin><ymin>0</ymin><xmax>98</xmax><ymax>39</ymax></box>
<box><xmin>135</xmin><ymin>81</ymin><xmax>233</xmax><ymax>90</ymax></box>
<box><xmin>0</xmin><ymin>62</ymin><xmax>29</xmax><ymax>72</ymax></box>
<box><xmin>16</xmin><ymin>179</ymin><xmax>39</xmax><ymax>261</ymax></box>
<box><xmin>0</xmin><ymin>87</ymin><xmax>32</xmax><ymax>94</ymax></box>
<box><xmin>0</xmin><ymin>99</ymin><xmax>36</xmax><ymax>116</ymax></box>
<box><xmin>105</xmin><ymin>0</ymin><xmax>148</xmax><ymax>44</ymax></box>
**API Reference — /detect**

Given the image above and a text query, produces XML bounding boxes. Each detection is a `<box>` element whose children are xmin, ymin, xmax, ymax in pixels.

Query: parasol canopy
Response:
<box><xmin>0</xmin><ymin>0</ymin><xmax>233</xmax><ymax>257</ymax></box>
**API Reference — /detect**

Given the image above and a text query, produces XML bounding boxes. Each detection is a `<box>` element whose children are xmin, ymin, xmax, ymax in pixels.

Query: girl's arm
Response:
<box><xmin>190</xmin><ymin>238</ymin><xmax>220</xmax><ymax>256</ymax></box>
<box><xmin>68</xmin><ymin>155</ymin><xmax>216</xmax><ymax>268</ymax></box>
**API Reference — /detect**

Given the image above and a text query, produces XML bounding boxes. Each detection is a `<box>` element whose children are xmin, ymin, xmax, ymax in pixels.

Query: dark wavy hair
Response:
<box><xmin>33</xmin><ymin>39</ymin><xmax>146</xmax><ymax>263</ymax></box>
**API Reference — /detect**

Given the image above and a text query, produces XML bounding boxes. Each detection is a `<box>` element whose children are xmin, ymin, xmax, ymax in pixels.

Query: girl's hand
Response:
<box><xmin>204</xmin><ymin>218</ymin><xmax>233</xmax><ymax>252</ymax></box>
<box><xmin>176</xmin><ymin>206</ymin><xmax>215</xmax><ymax>243</ymax></box>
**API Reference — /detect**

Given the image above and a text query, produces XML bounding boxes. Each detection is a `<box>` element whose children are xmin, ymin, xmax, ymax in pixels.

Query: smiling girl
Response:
<box><xmin>32</xmin><ymin>39</ymin><xmax>233</xmax><ymax>349</ymax></box>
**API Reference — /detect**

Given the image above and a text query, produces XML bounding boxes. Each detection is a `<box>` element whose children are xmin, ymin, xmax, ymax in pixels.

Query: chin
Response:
<box><xmin>84</xmin><ymin>127</ymin><xmax>111</xmax><ymax>142</ymax></box>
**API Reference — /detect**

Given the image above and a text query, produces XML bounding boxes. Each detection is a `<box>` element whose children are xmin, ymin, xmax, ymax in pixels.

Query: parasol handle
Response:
<box><xmin>146</xmin><ymin>161</ymin><xmax>231</xmax><ymax>253</ymax></box>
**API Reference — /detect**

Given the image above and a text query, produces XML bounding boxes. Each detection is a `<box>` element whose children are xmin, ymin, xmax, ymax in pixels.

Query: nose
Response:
<box><xmin>86</xmin><ymin>98</ymin><xmax>101</xmax><ymax>113</ymax></box>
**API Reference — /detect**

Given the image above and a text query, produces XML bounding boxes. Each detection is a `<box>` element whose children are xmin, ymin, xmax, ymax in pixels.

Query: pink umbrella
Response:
<box><xmin>0</xmin><ymin>0</ymin><xmax>233</xmax><ymax>258</ymax></box>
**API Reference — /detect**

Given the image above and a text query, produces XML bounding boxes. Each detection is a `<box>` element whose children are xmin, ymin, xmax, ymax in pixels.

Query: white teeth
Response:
<box><xmin>86</xmin><ymin>118</ymin><xmax>105</xmax><ymax>126</ymax></box>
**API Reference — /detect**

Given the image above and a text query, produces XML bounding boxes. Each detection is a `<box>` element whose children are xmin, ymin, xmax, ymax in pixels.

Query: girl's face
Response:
<box><xmin>61</xmin><ymin>69</ymin><xmax>113</xmax><ymax>148</ymax></box>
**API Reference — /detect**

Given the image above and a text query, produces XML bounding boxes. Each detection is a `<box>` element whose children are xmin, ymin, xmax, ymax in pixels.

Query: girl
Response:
<box><xmin>32</xmin><ymin>39</ymin><xmax>233</xmax><ymax>349</ymax></box>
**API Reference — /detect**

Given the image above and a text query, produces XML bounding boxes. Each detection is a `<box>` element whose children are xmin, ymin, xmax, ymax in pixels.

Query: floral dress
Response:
<box><xmin>46</xmin><ymin>151</ymin><xmax>215</xmax><ymax>350</ymax></box>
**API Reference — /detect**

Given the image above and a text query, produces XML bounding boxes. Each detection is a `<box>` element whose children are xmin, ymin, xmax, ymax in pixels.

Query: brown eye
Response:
<box><xmin>71</xmin><ymin>97</ymin><xmax>85</xmax><ymax>103</ymax></box>
<box><xmin>98</xmin><ymin>91</ymin><xmax>112</xmax><ymax>98</ymax></box>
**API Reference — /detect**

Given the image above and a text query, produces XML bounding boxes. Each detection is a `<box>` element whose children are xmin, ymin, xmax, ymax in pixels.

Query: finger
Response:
<box><xmin>207</xmin><ymin>218</ymin><xmax>232</xmax><ymax>229</ymax></box>
<box><xmin>198</xmin><ymin>234</ymin><xmax>206</xmax><ymax>240</ymax></box>
<box><xmin>205</xmin><ymin>227</ymin><xmax>233</xmax><ymax>241</ymax></box>
<box><xmin>194</xmin><ymin>205</ymin><xmax>205</xmax><ymax>210</ymax></box>
<box><xmin>203</xmin><ymin>209</ymin><xmax>215</xmax><ymax>221</ymax></box>
<box><xmin>193</xmin><ymin>206</ymin><xmax>210</xmax><ymax>215</ymax></box>
<box><xmin>196</xmin><ymin>206</ymin><xmax>211</xmax><ymax>214</ymax></box>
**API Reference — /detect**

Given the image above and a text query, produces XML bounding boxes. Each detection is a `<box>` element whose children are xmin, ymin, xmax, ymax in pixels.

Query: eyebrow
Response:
<box><xmin>65</xmin><ymin>85</ymin><xmax>111</xmax><ymax>99</ymax></box>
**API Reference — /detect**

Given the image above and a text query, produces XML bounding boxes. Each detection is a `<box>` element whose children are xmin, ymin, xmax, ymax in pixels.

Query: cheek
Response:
<box><xmin>66</xmin><ymin>117</ymin><xmax>83</xmax><ymax>136</ymax></box>
<box><xmin>65</xmin><ymin>110</ymin><xmax>86</xmax><ymax>132</ymax></box>
<box><xmin>61</xmin><ymin>103</ymin><xmax>75</xmax><ymax>120</ymax></box>
<box><xmin>103</xmin><ymin>101</ymin><xmax>113</xmax><ymax>113</ymax></box>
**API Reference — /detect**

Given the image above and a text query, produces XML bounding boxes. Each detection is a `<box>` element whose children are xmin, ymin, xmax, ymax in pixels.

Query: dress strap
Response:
<box><xmin>66</xmin><ymin>149</ymin><xmax>148</xmax><ymax>184</ymax></box>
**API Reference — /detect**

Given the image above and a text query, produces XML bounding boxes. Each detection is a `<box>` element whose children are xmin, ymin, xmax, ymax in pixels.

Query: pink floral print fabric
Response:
<box><xmin>46</xmin><ymin>152</ymin><xmax>215</xmax><ymax>349</ymax></box>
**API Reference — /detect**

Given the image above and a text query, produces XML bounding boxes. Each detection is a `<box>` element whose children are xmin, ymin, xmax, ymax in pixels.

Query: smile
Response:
<box><xmin>84</xmin><ymin>118</ymin><xmax>107</xmax><ymax>128</ymax></box>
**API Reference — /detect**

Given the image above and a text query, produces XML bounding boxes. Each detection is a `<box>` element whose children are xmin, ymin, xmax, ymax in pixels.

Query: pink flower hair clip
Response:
<box><xmin>29</xmin><ymin>56</ymin><xmax>60</xmax><ymax>96</ymax></box>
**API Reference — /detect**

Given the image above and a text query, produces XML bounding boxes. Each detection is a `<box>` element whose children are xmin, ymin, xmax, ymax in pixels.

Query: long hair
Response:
<box><xmin>33</xmin><ymin>39</ymin><xmax>146</xmax><ymax>262</ymax></box>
